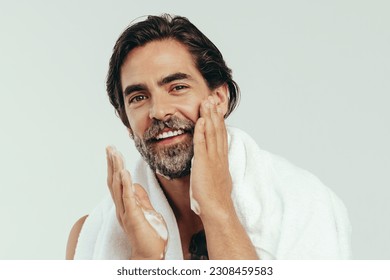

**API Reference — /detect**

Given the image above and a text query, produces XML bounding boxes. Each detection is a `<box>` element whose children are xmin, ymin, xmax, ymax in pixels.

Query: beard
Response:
<box><xmin>133</xmin><ymin>116</ymin><xmax>195</xmax><ymax>179</ymax></box>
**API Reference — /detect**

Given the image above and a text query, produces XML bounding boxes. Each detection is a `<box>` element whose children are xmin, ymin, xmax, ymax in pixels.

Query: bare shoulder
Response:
<box><xmin>66</xmin><ymin>215</ymin><xmax>88</xmax><ymax>260</ymax></box>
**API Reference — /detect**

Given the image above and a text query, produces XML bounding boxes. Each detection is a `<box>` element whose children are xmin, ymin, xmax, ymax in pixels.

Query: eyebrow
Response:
<box><xmin>158</xmin><ymin>72</ymin><xmax>193</xmax><ymax>86</ymax></box>
<box><xmin>123</xmin><ymin>84</ymin><xmax>147</xmax><ymax>97</ymax></box>
<box><xmin>123</xmin><ymin>72</ymin><xmax>193</xmax><ymax>97</ymax></box>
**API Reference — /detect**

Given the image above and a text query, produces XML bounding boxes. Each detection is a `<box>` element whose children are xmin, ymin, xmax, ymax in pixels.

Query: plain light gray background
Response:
<box><xmin>0</xmin><ymin>0</ymin><xmax>388</xmax><ymax>259</ymax></box>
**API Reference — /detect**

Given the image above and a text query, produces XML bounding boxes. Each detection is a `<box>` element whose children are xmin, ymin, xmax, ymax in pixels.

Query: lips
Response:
<box><xmin>155</xmin><ymin>129</ymin><xmax>185</xmax><ymax>140</ymax></box>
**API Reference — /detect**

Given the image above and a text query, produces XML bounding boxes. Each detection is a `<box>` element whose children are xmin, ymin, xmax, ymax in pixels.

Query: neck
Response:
<box><xmin>156</xmin><ymin>173</ymin><xmax>192</xmax><ymax>218</ymax></box>
<box><xmin>156</xmin><ymin>172</ymin><xmax>204</xmax><ymax>259</ymax></box>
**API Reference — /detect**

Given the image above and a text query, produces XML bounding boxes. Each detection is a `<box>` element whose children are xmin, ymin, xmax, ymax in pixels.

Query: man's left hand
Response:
<box><xmin>189</xmin><ymin>96</ymin><xmax>259</xmax><ymax>260</ymax></box>
<box><xmin>190</xmin><ymin>96</ymin><xmax>234</xmax><ymax>221</ymax></box>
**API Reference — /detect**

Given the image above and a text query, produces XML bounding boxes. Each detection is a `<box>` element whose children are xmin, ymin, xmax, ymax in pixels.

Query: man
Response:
<box><xmin>66</xmin><ymin>14</ymin><xmax>351</xmax><ymax>260</ymax></box>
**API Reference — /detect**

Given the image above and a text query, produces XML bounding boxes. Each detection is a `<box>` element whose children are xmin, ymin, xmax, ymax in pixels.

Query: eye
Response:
<box><xmin>129</xmin><ymin>95</ymin><xmax>148</xmax><ymax>104</ymax></box>
<box><xmin>171</xmin><ymin>85</ymin><xmax>188</xmax><ymax>92</ymax></box>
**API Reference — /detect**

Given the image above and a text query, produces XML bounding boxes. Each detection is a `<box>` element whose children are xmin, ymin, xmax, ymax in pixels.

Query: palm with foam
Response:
<box><xmin>106</xmin><ymin>146</ymin><xmax>168</xmax><ymax>259</ymax></box>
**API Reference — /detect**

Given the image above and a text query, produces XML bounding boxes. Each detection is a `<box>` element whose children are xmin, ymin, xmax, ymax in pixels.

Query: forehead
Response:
<box><xmin>120</xmin><ymin>39</ymin><xmax>201</xmax><ymax>85</ymax></box>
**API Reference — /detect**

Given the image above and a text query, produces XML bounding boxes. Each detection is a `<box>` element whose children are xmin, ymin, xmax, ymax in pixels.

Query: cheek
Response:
<box><xmin>175</xmin><ymin>101</ymin><xmax>202</xmax><ymax>123</ymax></box>
<box><xmin>127</xmin><ymin>108</ymin><xmax>150</xmax><ymax>136</ymax></box>
<box><xmin>126</xmin><ymin>95</ymin><xmax>207</xmax><ymax>132</ymax></box>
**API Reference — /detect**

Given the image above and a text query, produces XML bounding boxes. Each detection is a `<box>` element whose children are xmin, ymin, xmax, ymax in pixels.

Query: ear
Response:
<box><xmin>211</xmin><ymin>83</ymin><xmax>229</xmax><ymax>116</ymax></box>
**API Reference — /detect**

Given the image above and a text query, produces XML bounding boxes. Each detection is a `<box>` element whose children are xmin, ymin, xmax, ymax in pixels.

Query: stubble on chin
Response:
<box><xmin>133</xmin><ymin>116</ymin><xmax>195</xmax><ymax>179</ymax></box>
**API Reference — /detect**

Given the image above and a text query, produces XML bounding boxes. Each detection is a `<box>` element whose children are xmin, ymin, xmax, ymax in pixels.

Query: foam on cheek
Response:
<box><xmin>142</xmin><ymin>209</ymin><xmax>169</xmax><ymax>241</ymax></box>
<box><xmin>189</xmin><ymin>185</ymin><xmax>201</xmax><ymax>215</ymax></box>
<box><xmin>189</xmin><ymin>156</ymin><xmax>201</xmax><ymax>215</ymax></box>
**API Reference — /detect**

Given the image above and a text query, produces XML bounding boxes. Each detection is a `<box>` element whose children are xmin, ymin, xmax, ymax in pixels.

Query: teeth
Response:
<box><xmin>156</xmin><ymin>129</ymin><xmax>184</xmax><ymax>140</ymax></box>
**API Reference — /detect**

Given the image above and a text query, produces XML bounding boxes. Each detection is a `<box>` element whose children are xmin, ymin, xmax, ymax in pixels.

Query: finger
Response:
<box><xmin>209</xmin><ymin>96</ymin><xmax>227</xmax><ymax>157</ymax></box>
<box><xmin>193</xmin><ymin>117</ymin><xmax>206</xmax><ymax>158</ymax></box>
<box><xmin>111</xmin><ymin>152</ymin><xmax>125</xmax><ymax>217</ymax></box>
<box><xmin>216</xmin><ymin>99</ymin><xmax>229</xmax><ymax>157</ymax></box>
<box><xmin>121</xmin><ymin>170</ymin><xmax>139</xmax><ymax>214</ymax></box>
<box><xmin>210</xmin><ymin>95</ymin><xmax>229</xmax><ymax>155</ymax></box>
<box><xmin>200</xmin><ymin>99</ymin><xmax>217</xmax><ymax>156</ymax></box>
<box><xmin>112</xmin><ymin>148</ymin><xmax>125</xmax><ymax>173</ymax></box>
<box><xmin>106</xmin><ymin>146</ymin><xmax>114</xmax><ymax>198</ymax></box>
<box><xmin>111</xmin><ymin>149</ymin><xmax>125</xmax><ymax>205</ymax></box>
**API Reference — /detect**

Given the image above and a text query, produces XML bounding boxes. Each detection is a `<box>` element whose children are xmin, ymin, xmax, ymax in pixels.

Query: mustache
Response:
<box><xmin>143</xmin><ymin>116</ymin><xmax>195</xmax><ymax>141</ymax></box>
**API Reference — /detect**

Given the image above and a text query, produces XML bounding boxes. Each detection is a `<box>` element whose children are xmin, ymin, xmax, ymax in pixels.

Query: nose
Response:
<box><xmin>149</xmin><ymin>93</ymin><xmax>176</xmax><ymax>121</ymax></box>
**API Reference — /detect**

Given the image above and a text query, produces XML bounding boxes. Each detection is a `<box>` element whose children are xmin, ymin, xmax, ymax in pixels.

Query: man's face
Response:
<box><xmin>120</xmin><ymin>39</ymin><xmax>213</xmax><ymax>178</ymax></box>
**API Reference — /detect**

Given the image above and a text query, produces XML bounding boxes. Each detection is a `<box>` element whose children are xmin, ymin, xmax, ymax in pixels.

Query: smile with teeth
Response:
<box><xmin>155</xmin><ymin>129</ymin><xmax>185</xmax><ymax>140</ymax></box>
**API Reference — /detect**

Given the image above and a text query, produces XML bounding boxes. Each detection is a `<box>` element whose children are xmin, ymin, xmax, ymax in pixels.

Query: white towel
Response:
<box><xmin>74</xmin><ymin>127</ymin><xmax>352</xmax><ymax>259</ymax></box>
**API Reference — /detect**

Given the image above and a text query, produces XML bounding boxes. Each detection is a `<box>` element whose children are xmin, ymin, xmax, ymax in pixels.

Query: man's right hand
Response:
<box><xmin>106</xmin><ymin>146</ymin><xmax>168</xmax><ymax>259</ymax></box>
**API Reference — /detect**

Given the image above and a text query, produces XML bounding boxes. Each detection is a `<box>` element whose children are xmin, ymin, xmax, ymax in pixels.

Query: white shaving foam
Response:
<box><xmin>189</xmin><ymin>184</ymin><xmax>201</xmax><ymax>215</ymax></box>
<box><xmin>142</xmin><ymin>209</ymin><xmax>169</xmax><ymax>241</ymax></box>
<box><xmin>156</xmin><ymin>169</ymin><xmax>172</xmax><ymax>180</ymax></box>
<box><xmin>189</xmin><ymin>156</ymin><xmax>201</xmax><ymax>215</ymax></box>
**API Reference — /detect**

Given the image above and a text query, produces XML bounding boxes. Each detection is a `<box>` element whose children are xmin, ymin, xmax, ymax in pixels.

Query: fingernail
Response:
<box><xmin>208</xmin><ymin>96</ymin><xmax>215</xmax><ymax>104</ymax></box>
<box><xmin>205</xmin><ymin>101</ymin><xmax>211</xmax><ymax>108</ymax></box>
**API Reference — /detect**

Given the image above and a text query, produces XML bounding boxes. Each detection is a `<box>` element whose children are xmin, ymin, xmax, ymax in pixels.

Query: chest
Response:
<box><xmin>177</xmin><ymin>222</ymin><xmax>208</xmax><ymax>260</ymax></box>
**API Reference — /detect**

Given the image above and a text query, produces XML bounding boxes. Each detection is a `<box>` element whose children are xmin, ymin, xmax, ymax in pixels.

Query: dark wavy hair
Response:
<box><xmin>106</xmin><ymin>14</ymin><xmax>240</xmax><ymax>128</ymax></box>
